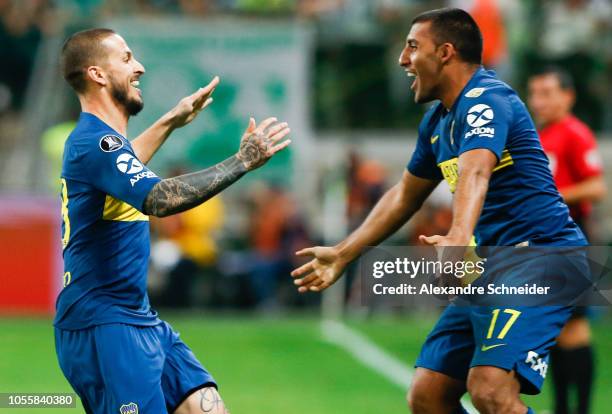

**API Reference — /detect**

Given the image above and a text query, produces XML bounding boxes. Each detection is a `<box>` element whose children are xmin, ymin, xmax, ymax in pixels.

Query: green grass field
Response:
<box><xmin>1</xmin><ymin>313</ymin><xmax>611</xmax><ymax>413</ymax></box>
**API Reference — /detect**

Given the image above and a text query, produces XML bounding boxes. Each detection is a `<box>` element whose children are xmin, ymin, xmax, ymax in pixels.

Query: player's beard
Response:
<box><xmin>109</xmin><ymin>76</ymin><xmax>143</xmax><ymax>116</ymax></box>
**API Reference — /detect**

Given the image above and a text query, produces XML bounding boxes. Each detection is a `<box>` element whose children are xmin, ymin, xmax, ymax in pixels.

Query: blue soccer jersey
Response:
<box><xmin>407</xmin><ymin>68</ymin><xmax>585</xmax><ymax>246</ymax></box>
<box><xmin>54</xmin><ymin>112</ymin><xmax>162</xmax><ymax>329</ymax></box>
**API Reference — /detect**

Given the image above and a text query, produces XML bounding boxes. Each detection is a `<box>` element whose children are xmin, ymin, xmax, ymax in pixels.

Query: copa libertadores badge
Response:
<box><xmin>99</xmin><ymin>134</ymin><xmax>124</xmax><ymax>152</ymax></box>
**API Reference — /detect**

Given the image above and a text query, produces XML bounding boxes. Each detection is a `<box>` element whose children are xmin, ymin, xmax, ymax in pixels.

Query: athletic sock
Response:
<box><xmin>571</xmin><ymin>345</ymin><xmax>594</xmax><ymax>414</ymax></box>
<box><xmin>550</xmin><ymin>346</ymin><xmax>570</xmax><ymax>414</ymax></box>
<box><xmin>551</xmin><ymin>345</ymin><xmax>595</xmax><ymax>414</ymax></box>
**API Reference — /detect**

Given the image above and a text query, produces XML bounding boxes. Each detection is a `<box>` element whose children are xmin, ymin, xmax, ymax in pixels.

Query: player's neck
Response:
<box><xmin>439</xmin><ymin>64</ymin><xmax>480</xmax><ymax>109</ymax></box>
<box><xmin>79</xmin><ymin>94</ymin><xmax>129</xmax><ymax>136</ymax></box>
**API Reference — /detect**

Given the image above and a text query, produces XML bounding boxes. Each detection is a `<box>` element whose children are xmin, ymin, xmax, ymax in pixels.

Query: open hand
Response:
<box><xmin>169</xmin><ymin>76</ymin><xmax>220</xmax><ymax>128</ymax></box>
<box><xmin>237</xmin><ymin>117</ymin><xmax>291</xmax><ymax>171</ymax></box>
<box><xmin>291</xmin><ymin>246</ymin><xmax>347</xmax><ymax>293</ymax></box>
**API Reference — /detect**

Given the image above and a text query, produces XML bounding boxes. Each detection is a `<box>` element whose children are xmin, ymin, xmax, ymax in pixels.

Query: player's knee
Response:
<box><xmin>407</xmin><ymin>385</ymin><xmax>432</xmax><ymax>414</ymax></box>
<box><xmin>467</xmin><ymin>369</ymin><xmax>522</xmax><ymax>414</ymax></box>
<box><xmin>467</xmin><ymin>381</ymin><xmax>498</xmax><ymax>413</ymax></box>
<box><xmin>407</xmin><ymin>369</ymin><xmax>462</xmax><ymax>414</ymax></box>
<box><xmin>407</xmin><ymin>370</ymin><xmax>438</xmax><ymax>413</ymax></box>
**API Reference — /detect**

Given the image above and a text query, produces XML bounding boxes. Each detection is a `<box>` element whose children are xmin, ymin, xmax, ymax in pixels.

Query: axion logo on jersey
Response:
<box><xmin>116</xmin><ymin>153</ymin><xmax>143</xmax><ymax>174</ymax></box>
<box><xmin>465</xmin><ymin>126</ymin><xmax>495</xmax><ymax>139</ymax></box>
<box><xmin>99</xmin><ymin>135</ymin><xmax>124</xmax><ymax>152</ymax></box>
<box><xmin>130</xmin><ymin>171</ymin><xmax>157</xmax><ymax>187</ymax></box>
<box><xmin>466</xmin><ymin>104</ymin><xmax>495</xmax><ymax>127</ymax></box>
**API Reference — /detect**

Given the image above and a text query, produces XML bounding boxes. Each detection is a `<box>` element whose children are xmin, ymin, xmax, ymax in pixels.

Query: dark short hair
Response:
<box><xmin>60</xmin><ymin>28</ymin><xmax>116</xmax><ymax>93</ymax></box>
<box><xmin>530</xmin><ymin>66</ymin><xmax>575</xmax><ymax>91</ymax></box>
<box><xmin>411</xmin><ymin>8</ymin><xmax>482</xmax><ymax>65</ymax></box>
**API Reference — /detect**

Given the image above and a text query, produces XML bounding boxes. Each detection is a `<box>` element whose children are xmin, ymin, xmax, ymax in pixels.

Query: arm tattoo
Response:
<box><xmin>237</xmin><ymin>131</ymin><xmax>268</xmax><ymax>170</ymax></box>
<box><xmin>198</xmin><ymin>387</ymin><xmax>226</xmax><ymax>413</ymax></box>
<box><xmin>143</xmin><ymin>155</ymin><xmax>247</xmax><ymax>217</ymax></box>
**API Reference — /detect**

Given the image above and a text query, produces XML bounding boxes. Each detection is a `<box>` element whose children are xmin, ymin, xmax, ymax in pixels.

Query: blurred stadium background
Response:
<box><xmin>1</xmin><ymin>0</ymin><xmax>611</xmax><ymax>413</ymax></box>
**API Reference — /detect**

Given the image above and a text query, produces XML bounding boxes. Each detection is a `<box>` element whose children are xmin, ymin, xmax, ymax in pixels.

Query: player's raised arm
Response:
<box><xmin>143</xmin><ymin>116</ymin><xmax>290</xmax><ymax>217</ymax></box>
<box><xmin>131</xmin><ymin>76</ymin><xmax>220</xmax><ymax>164</ymax></box>
<box><xmin>291</xmin><ymin>171</ymin><xmax>439</xmax><ymax>292</ymax></box>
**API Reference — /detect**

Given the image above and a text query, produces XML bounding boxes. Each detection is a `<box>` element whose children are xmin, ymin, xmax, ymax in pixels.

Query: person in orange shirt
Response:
<box><xmin>465</xmin><ymin>0</ymin><xmax>507</xmax><ymax>69</ymax></box>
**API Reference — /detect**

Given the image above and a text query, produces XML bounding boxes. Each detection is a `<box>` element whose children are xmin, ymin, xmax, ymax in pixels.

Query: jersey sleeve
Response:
<box><xmin>407</xmin><ymin>108</ymin><xmax>443</xmax><ymax>180</ymax></box>
<box><xmin>457</xmin><ymin>90</ymin><xmax>512</xmax><ymax>161</ymax></box>
<box><xmin>566</xmin><ymin>127</ymin><xmax>603</xmax><ymax>180</ymax></box>
<box><xmin>78</xmin><ymin>134</ymin><xmax>161</xmax><ymax>212</ymax></box>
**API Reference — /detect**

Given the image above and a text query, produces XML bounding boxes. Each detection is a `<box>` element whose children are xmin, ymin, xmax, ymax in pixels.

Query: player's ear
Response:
<box><xmin>438</xmin><ymin>42</ymin><xmax>455</xmax><ymax>65</ymax></box>
<box><xmin>85</xmin><ymin>66</ymin><xmax>107</xmax><ymax>87</ymax></box>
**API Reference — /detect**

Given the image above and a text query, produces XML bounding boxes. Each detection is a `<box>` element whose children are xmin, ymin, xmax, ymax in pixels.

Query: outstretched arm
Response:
<box><xmin>132</xmin><ymin>76</ymin><xmax>219</xmax><ymax>164</ymax></box>
<box><xmin>143</xmin><ymin>154</ymin><xmax>246</xmax><ymax>217</ymax></box>
<box><xmin>143</xmin><ymin>117</ymin><xmax>290</xmax><ymax>217</ymax></box>
<box><xmin>291</xmin><ymin>171</ymin><xmax>439</xmax><ymax>292</ymax></box>
<box><xmin>337</xmin><ymin>171</ymin><xmax>439</xmax><ymax>262</ymax></box>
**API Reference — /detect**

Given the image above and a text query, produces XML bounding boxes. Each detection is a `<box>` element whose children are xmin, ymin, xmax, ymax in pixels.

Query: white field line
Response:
<box><xmin>321</xmin><ymin>319</ymin><xmax>477</xmax><ymax>413</ymax></box>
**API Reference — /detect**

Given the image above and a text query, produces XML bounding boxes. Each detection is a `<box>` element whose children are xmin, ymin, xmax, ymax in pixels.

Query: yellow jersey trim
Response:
<box><xmin>102</xmin><ymin>195</ymin><xmax>148</xmax><ymax>222</ymax></box>
<box><xmin>437</xmin><ymin>149</ymin><xmax>514</xmax><ymax>193</ymax></box>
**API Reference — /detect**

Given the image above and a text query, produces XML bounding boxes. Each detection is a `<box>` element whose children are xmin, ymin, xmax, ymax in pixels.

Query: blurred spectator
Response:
<box><xmin>528</xmin><ymin>67</ymin><xmax>606</xmax><ymax>240</ymax></box>
<box><xmin>407</xmin><ymin>201</ymin><xmax>452</xmax><ymax>245</ymax></box>
<box><xmin>0</xmin><ymin>0</ymin><xmax>56</xmax><ymax>110</ymax></box>
<box><xmin>539</xmin><ymin>0</ymin><xmax>611</xmax><ymax>60</ymax></box>
<box><xmin>297</xmin><ymin>0</ymin><xmax>343</xmax><ymax>19</ymax></box>
<box><xmin>217</xmin><ymin>0</ymin><xmax>294</xmax><ymax>14</ymax></box>
<box><xmin>40</xmin><ymin>120</ymin><xmax>76</xmax><ymax>192</ymax></box>
<box><xmin>177</xmin><ymin>0</ymin><xmax>215</xmax><ymax>16</ymax></box>
<box><xmin>247</xmin><ymin>183</ymin><xmax>311</xmax><ymax>310</ymax></box>
<box><xmin>150</xmin><ymin>169</ymin><xmax>226</xmax><ymax>308</ymax></box>
<box><xmin>532</xmin><ymin>0</ymin><xmax>612</xmax><ymax>130</ymax></box>
<box><xmin>346</xmin><ymin>151</ymin><xmax>386</xmax><ymax>230</ymax></box>
<box><xmin>452</xmin><ymin>0</ymin><xmax>507</xmax><ymax>70</ymax></box>
<box><xmin>345</xmin><ymin>152</ymin><xmax>387</xmax><ymax>303</ymax></box>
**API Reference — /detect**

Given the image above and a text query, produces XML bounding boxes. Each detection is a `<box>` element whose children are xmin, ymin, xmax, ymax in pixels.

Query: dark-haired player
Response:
<box><xmin>55</xmin><ymin>28</ymin><xmax>291</xmax><ymax>413</ymax></box>
<box><xmin>529</xmin><ymin>67</ymin><xmax>606</xmax><ymax>414</ymax></box>
<box><xmin>292</xmin><ymin>8</ymin><xmax>586</xmax><ymax>414</ymax></box>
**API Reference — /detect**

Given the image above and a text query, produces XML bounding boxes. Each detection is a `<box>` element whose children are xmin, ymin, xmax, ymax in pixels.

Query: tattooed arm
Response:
<box><xmin>143</xmin><ymin>117</ymin><xmax>291</xmax><ymax>217</ymax></box>
<box><xmin>142</xmin><ymin>155</ymin><xmax>246</xmax><ymax>217</ymax></box>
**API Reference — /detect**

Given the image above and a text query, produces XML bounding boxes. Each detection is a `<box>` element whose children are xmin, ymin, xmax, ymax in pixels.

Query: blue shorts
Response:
<box><xmin>415</xmin><ymin>304</ymin><xmax>572</xmax><ymax>394</ymax></box>
<box><xmin>55</xmin><ymin>321</ymin><xmax>216</xmax><ymax>413</ymax></box>
<box><xmin>416</xmin><ymin>249</ymin><xmax>588</xmax><ymax>394</ymax></box>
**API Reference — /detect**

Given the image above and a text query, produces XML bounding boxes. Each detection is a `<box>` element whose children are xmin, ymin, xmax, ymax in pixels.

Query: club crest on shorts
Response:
<box><xmin>100</xmin><ymin>134</ymin><xmax>124</xmax><ymax>152</ymax></box>
<box><xmin>119</xmin><ymin>402</ymin><xmax>138</xmax><ymax>414</ymax></box>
